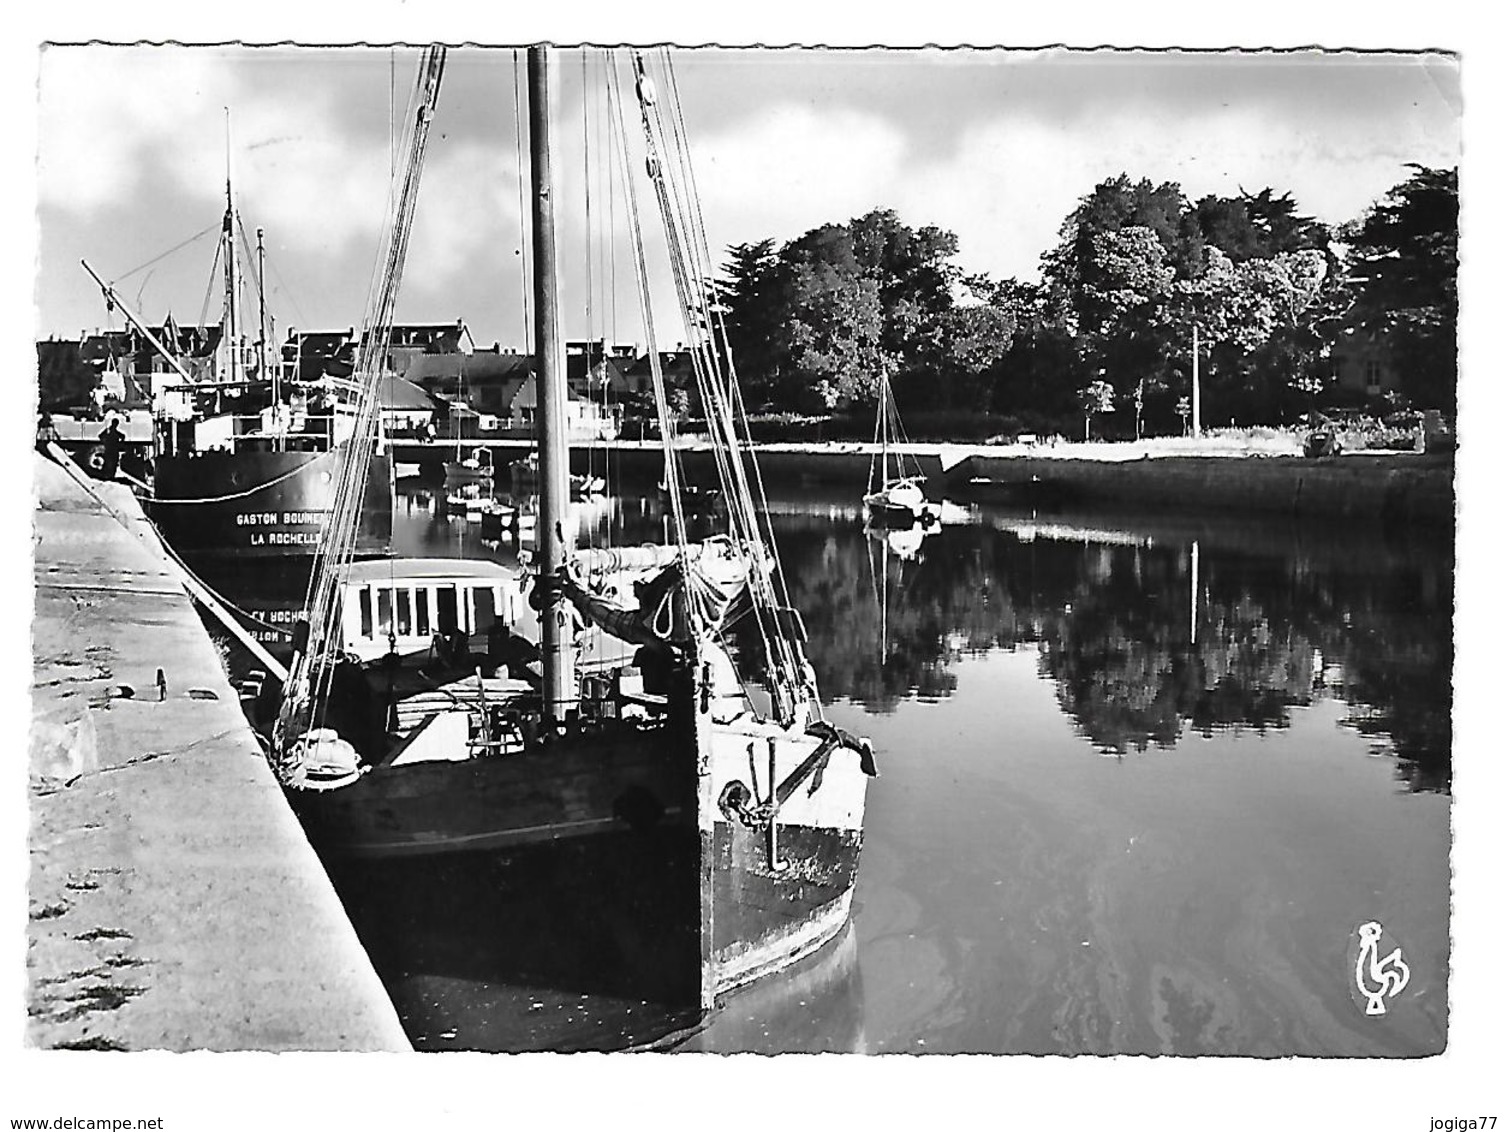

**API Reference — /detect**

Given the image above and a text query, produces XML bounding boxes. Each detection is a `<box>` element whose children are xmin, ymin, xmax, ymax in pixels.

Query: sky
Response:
<box><xmin>33</xmin><ymin>45</ymin><xmax>1461</xmax><ymax>353</ymax></box>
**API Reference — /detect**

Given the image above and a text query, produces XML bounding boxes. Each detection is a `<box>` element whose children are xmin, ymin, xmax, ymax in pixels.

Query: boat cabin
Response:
<box><xmin>341</xmin><ymin>557</ymin><xmax>524</xmax><ymax>663</ymax></box>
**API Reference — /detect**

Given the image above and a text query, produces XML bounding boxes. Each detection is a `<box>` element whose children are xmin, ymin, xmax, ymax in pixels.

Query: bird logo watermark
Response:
<box><xmin>1351</xmin><ymin>920</ymin><xmax>1411</xmax><ymax>1016</ymax></box>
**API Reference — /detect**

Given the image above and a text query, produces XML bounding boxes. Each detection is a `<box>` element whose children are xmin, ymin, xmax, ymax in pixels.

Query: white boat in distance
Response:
<box><xmin>863</xmin><ymin>374</ymin><xmax>941</xmax><ymax>529</ymax></box>
<box><xmin>444</xmin><ymin>445</ymin><xmax>494</xmax><ymax>484</ymax></box>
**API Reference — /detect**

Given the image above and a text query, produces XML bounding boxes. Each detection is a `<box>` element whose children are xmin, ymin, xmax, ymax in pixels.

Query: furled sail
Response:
<box><xmin>560</xmin><ymin>537</ymin><xmax>750</xmax><ymax>646</ymax></box>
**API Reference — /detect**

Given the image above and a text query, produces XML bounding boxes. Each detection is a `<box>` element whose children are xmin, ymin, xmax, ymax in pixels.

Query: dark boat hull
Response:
<box><xmin>148</xmin><ymin>448</ymin><xmax>392</xmax><ymax>560</ymax></box>
<box><xmin>287</xmin><ymin>705</ymin><xmax>869</xmax><ymax>1002</ymax></box>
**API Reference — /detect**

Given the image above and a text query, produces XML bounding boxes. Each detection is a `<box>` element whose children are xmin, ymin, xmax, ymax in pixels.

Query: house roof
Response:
<box><xmin>376</xmin><ymin>374</ymin><xmax>441</xmax><ymax>411</ymax></box>
<box><xmin>77</xmin><ymin>324</ymin><xmax>223</xmax><ymax>366</ymax></box>
<box><xmin>404</xmin><ymin>351</ymin><xmax>535</xmax><ymax>386</ymax></box>
<box><xmin>624</xmin><ymin>349</ymin><xmax>696</xmax><ymax>378</ymax></box>
<box><xmin>362</xmin><ymin>320</ymin><xmax>474</xmax><ymax>353</ymax></box>
<box><xmin>567</xmin><ymin>353</ymin><xmax>630</xmax><ymax>389</ymax></box>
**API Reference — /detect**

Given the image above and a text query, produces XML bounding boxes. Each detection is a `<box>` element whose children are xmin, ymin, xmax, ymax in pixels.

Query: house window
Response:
<box><xmin>1365</xmin><ymin>359</ymin><xmax>1383</xmax><ymax>394</ymax></box>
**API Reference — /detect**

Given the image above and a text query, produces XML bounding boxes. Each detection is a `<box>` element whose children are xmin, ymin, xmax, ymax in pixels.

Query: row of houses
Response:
<box><xmin>39</xmin><ymin>317</ymin><xmax>708</xmax><ymax>437</ymax></box>
<box><xmin>40</xmin><ymin>314</ymin><xmax>1409</xmax><ymax>423</ymax></box>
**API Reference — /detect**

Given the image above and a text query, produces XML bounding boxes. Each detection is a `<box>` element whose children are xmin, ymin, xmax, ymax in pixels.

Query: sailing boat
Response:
<box><xmin>271</xmin><ymin>47</ymin><xmax>875</xmax><ymax>1009</ymax></box>
<box><xmin>863</xmin><ymin>372</ymin><xmax>941</xmax><ymax>529</ymax></box>
<box><xmin>444</xmin><ymin>444</ymin><xmax>495</xmax><ymax>484</ymax></box>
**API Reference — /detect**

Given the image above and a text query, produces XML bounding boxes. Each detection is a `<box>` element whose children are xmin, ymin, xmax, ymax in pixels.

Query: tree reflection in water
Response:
<box><xmin>762</xmin><ymin>506</ymin><xmax>1451</xmax><ymax>793</ymax></box>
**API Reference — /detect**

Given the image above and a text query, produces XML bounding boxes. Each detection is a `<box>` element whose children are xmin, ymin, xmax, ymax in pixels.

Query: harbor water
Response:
<box><xmin>209</xmin><ymin>480</ymin><xmax>1452</xmax><ymax>1055</ymax></box>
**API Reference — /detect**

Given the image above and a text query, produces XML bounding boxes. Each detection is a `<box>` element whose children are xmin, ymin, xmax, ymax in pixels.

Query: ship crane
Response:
<box><xmin>80</xmin><ymin>259</ymin><xmax>200</xmax><ymax>390</ymax></box>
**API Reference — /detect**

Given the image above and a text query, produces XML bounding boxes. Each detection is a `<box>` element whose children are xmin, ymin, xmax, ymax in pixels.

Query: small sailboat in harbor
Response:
<box><xmin>863</xmin><ymin>373</ymin><xmax>941</xmax><ymax>530</ymax></box>
<box><xmin>271</xmin><ymin>46</ymin><xmax>875</xmax><ymax>1016</ymax></box>
<box><xmin>508</xmin><ymin>449</ymin><xmax>607</xmax><ymax>498</ymax></box>
<box><xmin>444</xmin><ymin>444</ymin><xmax>495</xmax><ymax>484</ymax></box>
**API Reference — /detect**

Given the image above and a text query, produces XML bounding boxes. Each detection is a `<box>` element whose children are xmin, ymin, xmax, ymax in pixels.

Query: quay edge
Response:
<box><xmin>948</xmin><ymin>450</ymin><xmax>1455</xmax><ymax>527</ymax></box>
<box><xmin>390</xmin><ymin>438</ymin><xmax>1454</xmax><ymax>527</ymax></box>
<box><xmin>29</xmin><ymin>454</ymin><xmax>409</xmax><ymax>1051</ymax></box>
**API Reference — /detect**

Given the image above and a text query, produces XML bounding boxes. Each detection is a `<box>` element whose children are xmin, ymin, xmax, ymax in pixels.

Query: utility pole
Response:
<box><xmin>1191</xmin><ymin>320</ymin><xmax>1202</xmax><ymax>439</ymax></box>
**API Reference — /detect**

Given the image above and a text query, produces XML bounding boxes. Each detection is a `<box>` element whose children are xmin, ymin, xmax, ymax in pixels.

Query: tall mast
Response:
<box><xmin>223</xmin><ymin>108</ymin><xmax>241</xmax><ymax>386</ymax></box>
<box><xmin>256</xmin><ymin>227</ymin><xmax>269</xmax><ymax>387</ymax></box>
<box><xmin>528</xmin><ymin>45</ymin><xmax>576</xmax><ymax>723</ymax></box>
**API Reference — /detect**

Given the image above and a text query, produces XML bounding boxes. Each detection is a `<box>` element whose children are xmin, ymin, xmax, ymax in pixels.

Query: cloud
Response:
<box><xmin>38</xmin><ymin>47</ymin><xmax>398</xmax><ymax>256</ymax></box>
<box><xmin>34</xmin><ymin>47</ymin><xmax>1462</xmax><ymax>345</ymax></box>
<box><xmin>37</xmin><ymin>47</ymin><xmax>230</xmax><ymax>214</ymax></box>
<box><xmin>875</xmin><ymin>94</ymin><xmax>1458</xmax><ymax>284</ymax></box>
<box><xmin>690</xmin><ymin>102</ymin><xmax>909</xmax><ymax>252</ymax></box>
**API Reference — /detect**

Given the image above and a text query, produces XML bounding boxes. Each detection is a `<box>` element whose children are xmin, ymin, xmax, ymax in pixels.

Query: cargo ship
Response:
<box><xmin>80</xmin><ymin>157</ymin><xmax>392</xmax><ymax>569</ymax></box>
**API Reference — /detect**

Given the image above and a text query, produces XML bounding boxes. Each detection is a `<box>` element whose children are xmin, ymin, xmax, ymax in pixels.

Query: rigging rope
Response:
<box><xmin>623</xmin><ymin>49</ymin><xmax>814</xmax><ymax>723</ymax></box>
<box><xmin>274</xmin><ymin>45</ymin><xmax>447</xmax><ymax>782</ymax></box>
<box><xmin>148</xmin><ymin>458</ymin><xmax>320</xmax><ymax>505</ymax></box>
<box><xmin>513</xmin><ymin>51</ymin><xmax>533</xmax><ymax>348</ymax></box>
<box><xmin>115</xmin><ymin>222</ymin><xmax>221</xmax><ymax>282</ymax></box>
<box><xmin>198</xmin><ymin>239</ymin><xmax>222</xmax><ymax>341</ymax></box>
<box><xmin>607</xmin><ymin>63</ymin><xmax>689</xmax><ymax>559</ymax></box>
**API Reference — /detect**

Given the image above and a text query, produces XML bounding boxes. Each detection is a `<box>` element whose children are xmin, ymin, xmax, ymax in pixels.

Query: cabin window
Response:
<box><xmin>435</xmin><ymin>585</ymin><xmax>458</xmax><ymax>634</ymax></box>
<box><xmin>474</xmin><ymin>586</ymin><xmax>496</xmax><ymax>633</ymax></box>
<box><xmin>377</xmin><ymin>588</ymin><xmax>393</xmax><ymax>637</ymax></box>
<box><xmin>359</xmin><ymin>588</ymin><xmax>373</xmax><ymax>638</ymax></box>
<box><xmin>396</xmin><ymin>589</ymin><xmax>412</xmax><ymax>636</ymax></box>
<box><xmin>415</xmin><ymin>588</ymin><xmax>431</xmax><ymax>637</ymax></box>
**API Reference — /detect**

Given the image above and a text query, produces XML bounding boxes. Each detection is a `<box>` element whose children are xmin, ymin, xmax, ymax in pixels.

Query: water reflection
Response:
<box><xmin>195</xmin><ymin>483</ymin><xmax>1451</xmax><ymax>1054</ymax></box>
<box><xmin>764</xmin><ymin>501</ymin><xmax>1451</xmax><ymax>792</ymax></box>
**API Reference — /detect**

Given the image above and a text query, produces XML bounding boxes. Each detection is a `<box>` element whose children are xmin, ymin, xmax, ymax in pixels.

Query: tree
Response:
<box><xmin>1342</xmin><ymin>165</ymin><xmax>1458</xmax><ymax>413</ymax></box>
<box><xmin>779</xmin><ymin>225</ymin><xmax>888</xmax><ymax>410</ymax></box>
<box><xmin>36</xmin><ymin>340</ymin><xmax>100</xmax><ymax>411</ymax></box>
<box><xmin>1192</xmin><ymin>188</ymin><xmax>1329</xmax><ymax>264</ymax></box>
<box><xmin>717</xmin><ymin>239</ymin><xmax>784</xmax><ymax>405</ymax></box>
<box><xmin>929</xmin><ymin>301</ymin><xmax>1015</xmax><ymax>412</ymax></box>
<box><xmin>1079</xmin><ymin>379</ymin><xmax>1115</xmax><ymax>440</ymax></box>
<box><xmin>718</xmin><ymin>211</ymin><xmax>979</xmax><ymax>414</ymax></box>
<box><xmin>1042</xmin><ymin>174</ymin><xmax>1194</xmax><ymax>323</ymax></box>
<box><xmin>1160</xmin><ymin>246</ymin><xmax>1328</xmax><ymax>425</ymax></box>
<box><xmin>986</xmin><ymin>279</ymin><xmax>1082</xmax><ymax>425</ymax></box>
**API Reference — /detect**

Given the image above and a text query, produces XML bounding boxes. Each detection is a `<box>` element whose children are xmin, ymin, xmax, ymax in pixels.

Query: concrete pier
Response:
<box><xmin>390</xmin><ymin>437</ymin><xmax>1453</xmax><ymax>526</ymax></box>
<box><xmin>948</xmin><ymin>450</ymin><xmax>1456</xmax><ymax>528</ymax></box>
<box><xmin>28</xmin><ymin>454</ymin><xmax>409</xmax><ymax>1051</ymax></box>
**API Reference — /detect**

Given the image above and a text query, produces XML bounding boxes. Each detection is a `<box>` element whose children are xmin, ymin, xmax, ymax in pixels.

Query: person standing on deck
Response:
<box><xmin>100</xmin><ymin>416</ymin><xmax>124</xmax><ymax>479</ymax></box>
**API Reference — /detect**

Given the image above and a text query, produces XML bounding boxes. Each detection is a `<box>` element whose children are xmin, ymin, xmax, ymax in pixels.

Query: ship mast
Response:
<box><xmin>528</xmin><ymin>45</ymin><xmax>577</xmax><ymax>724</ymax></box>
<box><xmin>256</xmin><ymin>227</ymin><xmax>270</xmax><ymax>391</ymax></box>
<box><xmin>222</xmin><ymin>109</ymin><xmax>242</xmax><ymax>389</ymax></box>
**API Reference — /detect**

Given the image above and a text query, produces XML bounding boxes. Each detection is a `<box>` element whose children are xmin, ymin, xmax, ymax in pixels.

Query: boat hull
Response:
<box><xmin>286</xmin><ymin>704</ymin><xmax>869</xmax><ymax>1002</ymax></box>
<box><xmin>288</xmin><ymin>727</ymin><xmax>690</xmax><ymax>859</ymax></box>
<box><xmin>864</xmin><ymin>499</ymin><xmax>940</xmax><ymax>529</ymax></box>
<box><xmin>444</xmin><ymin>463</ymin><xmax>493</xmax><ymax>485</ymax></box>
<box><xmin>149</xmin><ymin>448</ymin><xmax>392</xmax><ymax>560</ymax></box>
<box><xmin>702</xmin><ymin>714</ymin><xmax>869</xmax><ymax>995</ymax></box>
